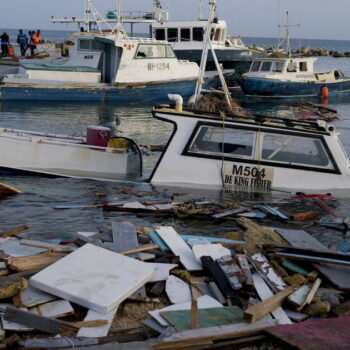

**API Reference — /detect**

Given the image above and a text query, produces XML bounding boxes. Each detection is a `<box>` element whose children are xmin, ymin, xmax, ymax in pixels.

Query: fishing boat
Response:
<box><xmin>239</xmin><ymin>12</ymin><xmax>350</xmax><ymax>99</ymax></box>
<box><xmin>149</xmin><ymin>94</ymin><xmax>350</xmax><ymax>191</ymax></box>
<box><xmin>0</xmin><ymin>126</ymin><xmax>142</xmax><ymax>180</ymax></box>
<box><xmin>239</xmin><ymin>56</ymin><xmax>350</xmax><ymax>98</ymax></box>
<box><xmin>149</xmin><ymin>1</ymin><xmax>263</xmax><ymax>73</ymax></box>
<box><xmin>0</xmin><ymin>2</ymin><xmax>220</xmax><ymax>102</ymax></box>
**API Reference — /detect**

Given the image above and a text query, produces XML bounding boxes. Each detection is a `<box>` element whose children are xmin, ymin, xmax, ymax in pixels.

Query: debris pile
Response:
<box><xmin>0</xmin><ymin>192</ymin><xmax>350</xmax><ymax>349</ymax></box>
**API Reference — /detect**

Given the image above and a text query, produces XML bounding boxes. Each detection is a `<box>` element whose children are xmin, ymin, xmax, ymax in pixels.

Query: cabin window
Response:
<box><xmin>299</xmin><ymin>62</ymin><xmax>308</xmax><ymax>72</ymax></box>
<box><xmin>188</xmin><ymin>126</ymin><xmax>255</xmax><ymax>158</ymax></box>
<box><xmin>135</xmin><ymin>44</ymin><xmax>167</xmax><ymax>59</ymax></box>
<box><xmin>181</xmin><ymin>28</ymin><xmax>191</xmax><ymax>41</ymax></box>
<box><xmin>251</xmin><ymin>61</ymin><xmax>261</xmax><ymax>72</ymax></box>
<box><xmin>79</xmin><ymin>39</ymin><xmax>91</xmax><ymax>50</ymax></box>
<box><xmin>287</xmin><ymin>61</ymin><xmax>297</xmax><ymax>72</ymax></box>
<box><xmin>260</xmin><ymin>61</ymin><xmax>272</xmax><ymax>72</ymax></box>
<box><xmin>193</xmin><ymin>27</ymin><xmax>204</xmax><ymax>41</ymax></box>
<box><xmin>155</xmin><ymin>29</ymin><xmax>165</xmax><ymax>40</ymax></box>
<box><xmin>165</xmin><ymin>45</ymin><xmax>176</xmax><ymax>58</ymax></box>
<box><xmin>261</xmin><ymin>134</ymin><xmax>332</xmax><ymax>168</ymax></box>
<box><xmin>272</xmin><ymin>61</ymin><xmax>284</xmax><ymax>72</ymax></box>
<box><xmin>91</xmin><ymin>41</ymin><xmax>104</xmax><ymax>51</ymax></box>
<box><xmin>167</xmin><ymin>28</ymin><xmax>178</xmax><ymax>42</ymax></box>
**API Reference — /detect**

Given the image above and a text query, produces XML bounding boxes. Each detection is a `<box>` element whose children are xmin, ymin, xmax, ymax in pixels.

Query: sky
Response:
<box><xmin>1</xmin><ymin>0</ymin><xmax>350</xmax><ymax>40</ymax></box>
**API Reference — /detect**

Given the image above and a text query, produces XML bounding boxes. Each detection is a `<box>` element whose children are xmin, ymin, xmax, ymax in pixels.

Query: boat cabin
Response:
<box><xmin>152</xmin><ymin>20</ymin><xmax>231</xmax><ymax>47</ymax></box>
<box><xmin>245</xmin><ymin>57</ymin><xmax>345</xmax><ymax>83</ymax></box>
<box><xmin>150</xmin><ymin>102</ymin><xmax>350</xmax><ymax>191</ymax></box>
<box><xmin>12</xmin><ymin>31</ymin><xmax>199</xmax><ymax>86</ymax></box>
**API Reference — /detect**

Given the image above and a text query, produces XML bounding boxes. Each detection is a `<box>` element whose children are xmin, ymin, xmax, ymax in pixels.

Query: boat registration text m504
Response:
<box><xmin>223</xmin><ymin>164</ymin><xmax>274</xmax><ymax>189</ymax></box>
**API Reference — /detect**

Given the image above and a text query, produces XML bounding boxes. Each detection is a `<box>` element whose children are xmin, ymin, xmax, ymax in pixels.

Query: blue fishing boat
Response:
<box><xmin>239</xmin><ymin>56</ymin><xmax>350</xmax><ymax>99</ymax></box>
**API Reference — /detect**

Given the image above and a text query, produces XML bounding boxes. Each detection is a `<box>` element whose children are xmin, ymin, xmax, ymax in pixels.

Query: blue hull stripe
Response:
<box><xmin>0</xmin><ymin>77</ymin><xmax>218</xmax><ymax>101</ymax></box>
<box><xmin>240</xmin><ymin>77</ymin><xmax>350</xmax><ymax>98</ymax></box>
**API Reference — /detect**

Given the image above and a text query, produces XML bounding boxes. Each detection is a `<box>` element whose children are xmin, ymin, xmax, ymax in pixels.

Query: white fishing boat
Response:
<box><xmin>0</xmin><ymin>126</ymin><xmax>142</xmax><ymax>180</ymax></box>
<box><xmin>0</xmin><ymin>1</ymin><xmax>219</xmax><ymax>101</ymax></box>
<box><xmin>150</xmin><ymin>95</ymin><xmax>350</xmax><ymax>191</ymax></box>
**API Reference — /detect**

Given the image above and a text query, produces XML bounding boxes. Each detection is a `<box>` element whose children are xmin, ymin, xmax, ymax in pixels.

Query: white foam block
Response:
<box><xmin>149</xmin><ymin>295</ymin><xmax>222</xmax><ymax>327</ymax></box>
<box><xmin>156</xmin><ymin>227</ymin><xmax>202</xmax><ymax>271</ymax></box>
<box><xmin>77</xmin><ymin>307</ymin><xmax>118</xmax><ymax>338</ymax></box>
<box><xmin>192</xmin><ymin>244</ymin><xmax>231</xmax><ymax>263</ymax></box>
<box><xmin>30</xmin><ymin>244</ymin><xmax>155</xmax><ymax>313</ymax></box>
<box><xmin>165</xmin><ymin>275</ymin><xmax>191</xmax><ymax>304</ymax></box>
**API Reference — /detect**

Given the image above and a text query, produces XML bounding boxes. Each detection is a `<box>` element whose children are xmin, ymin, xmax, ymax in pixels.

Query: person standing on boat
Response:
<box><xmin>17</xmin><ymin>30</ymin><xmax>28</xmax><ymax>57</ymax></box>
<box><xmin>0</xmin><ymin>32</ymin><xmax>10</xmax><ymax>57</ymax></box>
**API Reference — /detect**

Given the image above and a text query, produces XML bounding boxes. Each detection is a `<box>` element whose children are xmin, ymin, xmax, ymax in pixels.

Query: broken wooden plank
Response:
<box><xmin>245</xmin><ymin>246</ymin><xmax>286</xmax><ymax>292</ymax></box>
<box><xmin>192</xmin><ymin>244</ymin><xmax>231</xmax><ymax>263</ymax></box>
<box><xmin>30</xmin><ymin>300</ymin><xmax>74</xmax><ymax>319</ymax></box>
<box><xmin>2</xmin><ymin>305</ymin><xmax>75</xmax><ymax>334</ymax></box>
<box><xmin>236</xmin><ymin>254</ymin><xmax>253</xmax><ymax>286</ymax></box>
<box><xmin>0</xmin><ymin>225</ymin><xmax>28</xmax><ymax>238</ymax></box>
<box><xmin>119</xmin><ymin>244</ymin><xmax>159</xmax><ymax>255</ymax></box>
<box><xmin>244</xmin><ymin>286</ymin><xmax>295</xmax><ymax>323</ymax></box>
<box><xmin>20</xmin><ymin>239</ymin><xmax>76</xmax><ymax>253</ymax></box>
<box><xmin>314</xmin><ymin>199</ymin><xmax>340</xmax><ymax>218</ymax></box>
<box><xmin>252</xmin><ymin>274</ymin><xmax>292</xmax><ymax>325</ymax></box>
<box><xmin>314</xmin><ymin>264</ymin><xmax>350</xmax><ymax>290</ymax></box>
<box><xmin>0</xmin><ymin>237</ymin><xmax>47</xmax><ymax>257</ymax></box>
<box><xmin>0</xmin><ymin>182</ymin><xmax>22</xmax><ymax>195</ymax></box>
<box><xmin>112</xmin><ymin>221</ymin><xmax>138</xmax><ymax>252</ymax></box>
<box><xmin>18</xmin><ymin>286</ymin><xmax>57</xmax><ymax>308</ymax></box>
<box><xmin>201</xmin><ymin>256</ymin><xmax>242</xmax><ymax>307</ymax></box>
<box><xmin>212</xmin><ymin>207</ymin><xmax>249</xmax><ymax>219</ymax></box>
<box><xmin>297</xmin><ymin>278</ymin><xmax>322</xmax><ymax>311</ymax></box>
<box><xmin>161</xmin><ymin>306</ymin><xmax>244</xmax><ymax>332</ymax></box>
<box><xmin>77</xmin><ymin>307</ymin><xmax>118</xmax><ymax>337</ymax></box>
<box><xmin>156</xmin><ymin>227</ymin><xmax>202</xmax><ymax>271</ymax></box>
<box><xmin>217</xmin><ymin>256</ymin><xmax>243</xmax><ymax>290</ymax></box>
<box><xmin>288</xmin><ymin>285</ymin><xmax>310</xmax><ymax>308</ymax></box>
<box><xmin>6</xmin><ymin>252</ymin><xmax>66</xmax><ymax>272</ymax></box>
<box><xmin>154</xmin><ymin>319</ymin><xmax>278</xmax><ymax>347</ymax></box>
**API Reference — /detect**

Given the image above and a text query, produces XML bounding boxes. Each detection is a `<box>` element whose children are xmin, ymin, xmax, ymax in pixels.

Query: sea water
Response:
<box><xmin>0</xmin><ymin>30</ymin><xmax>350</xmax><ymax>245</ymax></box>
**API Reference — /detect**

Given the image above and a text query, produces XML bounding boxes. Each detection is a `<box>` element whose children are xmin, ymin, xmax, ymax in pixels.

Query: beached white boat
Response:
<box><xmin>0</xmin><ymin>126</ymin><xmax>142</xmax><ymax>180</ymax></box>
<box><xmin>150</xmin><ymin>96</ymin><xmax>350</xmax><ymax>191</ymax></box>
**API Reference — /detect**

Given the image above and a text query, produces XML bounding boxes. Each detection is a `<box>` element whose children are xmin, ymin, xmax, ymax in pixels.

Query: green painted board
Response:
<box><xmin>160</xmin><ymin>306</ymin><xmax>244</xmax><ymax>331</ymax></box>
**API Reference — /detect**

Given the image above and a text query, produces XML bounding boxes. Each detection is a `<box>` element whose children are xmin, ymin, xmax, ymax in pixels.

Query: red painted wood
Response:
<box><xmin>266</xmin><ymin>315</ymin><xmax>350</xmax><ymax>350</ymax></box>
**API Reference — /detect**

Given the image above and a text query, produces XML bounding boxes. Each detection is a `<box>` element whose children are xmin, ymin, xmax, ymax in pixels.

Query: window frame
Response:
<box><xmin>180</xmin><ymin>28</ymin><xmax>191</xmax><ymax>42</ymax></box>
<box><xmin>167</xmin><ymin>28</ymin><xmax>179</xmax><ymax>42</ymax></box>
<box><xmin>134</xmin><ymin>43</ymin><xmax>176</xmax><ymax>59</ymax></box>
<box><xmin>182</xmin><ymin>121</ymin><xmax>340</xmax><ymax>174</ymax></box>
<box><xmin>193</xmin><ymin>27</ymin><xmax>204</xmax><ymax>41</ymax></box>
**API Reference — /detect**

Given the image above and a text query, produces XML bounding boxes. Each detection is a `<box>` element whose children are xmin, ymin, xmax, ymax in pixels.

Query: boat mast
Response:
<box><xmin>86</xmin><ymin>0</ymin><xmax>116</xmax><ymax>33</ymax></box>
<box><xmin>194</xmin><ymin>0</ymin><xmax>232</xmax><ymax>110</ymax></box>
<box><xmin>198</xmin><ymin>0</ymin><xmax>204</xmax><ymax>20</ymax></box>
<box><xmin>278</xmin><ymin>11</ymin><xmax>300</xmax><ymax>57</ymax></box>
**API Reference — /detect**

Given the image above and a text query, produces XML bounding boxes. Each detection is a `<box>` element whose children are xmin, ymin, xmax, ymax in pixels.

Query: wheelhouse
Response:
<box><xmin>248</xmin><ymin>58</ymin><xmax>314</xmax><ymax>74</ymax></box>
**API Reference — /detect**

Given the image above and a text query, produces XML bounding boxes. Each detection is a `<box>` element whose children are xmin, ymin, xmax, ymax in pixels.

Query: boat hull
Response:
<box><xmin>174</xmin><ymin>48</ymin><xmax>262</xmax><ymax>72</ymax></box>
<box><xmin>239</xmin><ymin>77</ymin><xmax>350</xmax><ymax>98</ymax></box>
<box><xmin>0</xmin><ymin>131</ymin><xmax>142</xmax><ymax>181</ymax></box>
<box><xmin>0</xmin><ymin>77</ymin><xmax>219</xmax><ymax>102</ymax></box>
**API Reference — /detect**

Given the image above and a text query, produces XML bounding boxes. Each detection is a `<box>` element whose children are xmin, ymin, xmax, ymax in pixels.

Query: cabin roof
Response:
<box><xmin>152</xmin><ymin>20</ymin><xmax>227</xmax><ymax>28</ymax></box>
<box><xmin>153</xmin><ymin>105</ymin><xmax>330</xmax><ymax>135</ymax></box>
<box><xmin>254</xmin><ymin>56</ymin><xmax>317</xmax><ymax>62</ymax></box>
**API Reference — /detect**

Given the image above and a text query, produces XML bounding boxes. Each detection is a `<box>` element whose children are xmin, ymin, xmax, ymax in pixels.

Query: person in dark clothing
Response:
<box><xmin>0</xmin><ymin>32</ymin><xmax>9</xmax><ymax>56</ymax></box>
<box><xmin>29</xmin><ymin>30</ymin><xmax>36</xmax><ymax>56</ymax></box>
<box><xmin>17</xmin><ymin>29</ymin><xmax>28</xmax><ymax>57</ymax></box>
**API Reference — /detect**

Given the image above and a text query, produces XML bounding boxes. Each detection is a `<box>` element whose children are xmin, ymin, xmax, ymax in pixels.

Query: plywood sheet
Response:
<box><xmin>156</xmin><ymin>227</ymin><xmax>202</xmax><ymax>271</ymax></box>
<box><xmin>30</xmin><ymin>244</ymin><xmax>155</xmax><ymax>313</ymax></box>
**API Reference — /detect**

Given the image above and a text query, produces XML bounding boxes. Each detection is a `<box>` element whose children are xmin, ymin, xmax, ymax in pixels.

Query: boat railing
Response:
<box><xmin>122</xmin><ymin>11</ymin><xmax>156</xmax><ymax>21</ymax></box>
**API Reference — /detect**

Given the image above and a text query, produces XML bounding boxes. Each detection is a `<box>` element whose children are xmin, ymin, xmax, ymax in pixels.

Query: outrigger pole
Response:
<box><xmin>194</xmin><ymin>0</ymin><xmax>232</xmax><ymax>110</ymax></box>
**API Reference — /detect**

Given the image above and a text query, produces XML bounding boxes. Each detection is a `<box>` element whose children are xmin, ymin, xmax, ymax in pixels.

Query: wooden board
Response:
<box><xmin>252</xmin><ymin>274</ymin><xmax>292</xmax><ymax>325</ymax></box>
<box><xmin>266</xmin><ymin>315</ymin><xmax>350</xmax><ymax>350</ymax></box>
<box><xmin>156</xmin><ymin>227</ymin><xmax>202</xmax><ymax>271</ymax></box>
<box><xmin>112</xmin><ymin>222</ymin><xmax>138</xmax><ymax>252</ymax></box>
<box><xmin>161</xmin><ymin>306</ymin><xmax>243</xmax><ymax>331</ymax></box>
<box><xmin>314</xmin><ymin>263</ymin><xmax>350</xmax><ymax>290</ymax></box>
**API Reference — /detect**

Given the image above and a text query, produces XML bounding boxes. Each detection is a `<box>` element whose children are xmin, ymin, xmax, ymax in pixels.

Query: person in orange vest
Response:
<box><xmin>33</xmin><ymin>30</ymin><xmax>41</xmax><ymax>44</ymax></box>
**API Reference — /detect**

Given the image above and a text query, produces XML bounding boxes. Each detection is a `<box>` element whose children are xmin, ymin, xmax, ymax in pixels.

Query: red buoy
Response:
<box><xmin>321</xmin><ymin>85</ymin><xmax>329</xmax><ymax>98</ymax></box>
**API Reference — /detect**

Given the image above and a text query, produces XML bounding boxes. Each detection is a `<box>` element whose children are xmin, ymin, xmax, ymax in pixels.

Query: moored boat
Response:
<box><xmin>239</xmin><ymin>56</ymin><xmax>350</xmax><ymax>98</ymax></box>
<box><xmin>150</xmin><ymin>95</ymin><xmax>350</xmax><ymax>191</ymax></box>
<box><xmin>0</xmin><ymin>126</ymin><xmax>142</xmax><ymax>181</ymax></box>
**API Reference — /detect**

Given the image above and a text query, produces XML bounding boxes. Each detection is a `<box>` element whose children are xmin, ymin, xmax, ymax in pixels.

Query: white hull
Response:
<box><xmin>150</xmin><ymin>109</ymin><xmax>350</xmax><ymax>191</ymax></box>
<box><xmin>0</xmin><ymin>129</ymin><xmax>141</xmax><ymax>181</ymax></box>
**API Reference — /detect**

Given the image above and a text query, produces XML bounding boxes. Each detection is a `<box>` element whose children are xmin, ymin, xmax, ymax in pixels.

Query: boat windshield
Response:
<box><xmin>261</xmin><ymin>133</ymin><xmax>333</xmax><ymax>168</ymax></box>
<box><xmin>135</xmin><ymin>44</ymin><xmax>175</xmax><ymax>59</ymax></box>
<box><xmin>188</xmin><ymin>126</ymin><xmax>255</xmax><ymax>158</ymax></box>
